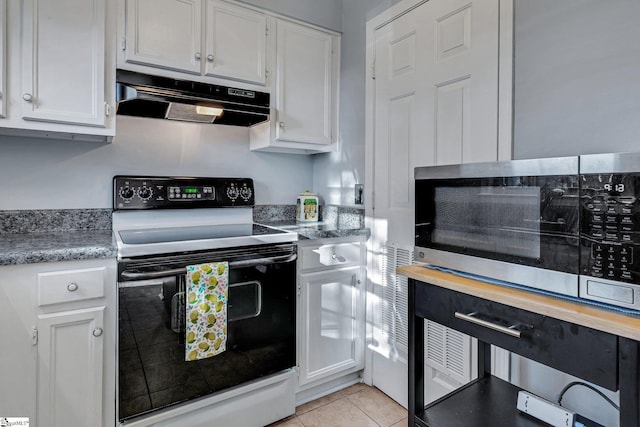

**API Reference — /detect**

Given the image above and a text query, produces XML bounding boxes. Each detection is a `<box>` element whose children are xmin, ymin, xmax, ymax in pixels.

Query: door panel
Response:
<box><xmin>435</xmin><ymin>78</ymin><xmax>469</xmax><ymax>165</ymax></box>
<box><xmin>205</xmin><ymin>0</ymin><xmax>266</xmax><ymax>85</ymax></box>
<box><xmin>37</xmin><ymin>307</ymin><xmax>104</xmax><ymax>427</ymax></box>
<box><xmin>298</xmin><ymin>268</ymin><xmax>362</xmax><ymax>385</ymax></box>
<box><xmin>275</xmin><ymin>20</ymin><xmax>334</xmax><ymax>145</ymax></box>
<box><xmin>370</xmin><ymin>0</ymin><xmax>500</xmax><ymax>407</ymax></box>
<box><xmin>125</xmin><ymin>0</ymin><xmax>202</xmax><ymax>74</ymax></box>
<box><xmin>21</xmin><ymin>0</ymin><xmax>106</xmax><ymax>127</ymax></box>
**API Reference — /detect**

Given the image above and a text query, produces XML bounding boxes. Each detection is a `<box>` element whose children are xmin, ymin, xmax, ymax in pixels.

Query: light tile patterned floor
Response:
<box><xmin>267</xmin><ymin>384</ymin><xmax>408</xmax><ymax>427</ymax></box>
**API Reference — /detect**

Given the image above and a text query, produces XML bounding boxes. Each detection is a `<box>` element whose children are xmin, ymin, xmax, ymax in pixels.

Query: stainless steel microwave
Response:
<box><xmin>414</xmin><ymin>152</ymin><xmax>640</xmax><ymax>310</ymax></box>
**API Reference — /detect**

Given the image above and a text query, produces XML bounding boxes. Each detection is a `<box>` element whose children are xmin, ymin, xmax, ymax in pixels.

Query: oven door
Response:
<box><xmin>117</xmin><ymin>244</ymin><xmax>297</xmax><ymax>423</ymax></box>
<box><xmin>414</xmin><ymin>158</ymin><xmax>580</xmax><ymax>295</ymax></box>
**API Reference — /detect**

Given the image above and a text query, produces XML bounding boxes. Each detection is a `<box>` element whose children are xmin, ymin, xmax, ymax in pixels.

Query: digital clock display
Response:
<box><xmin>184</xmin><ymin>188</ymin><xmax>199</xmax><ymax>194</ymax></box>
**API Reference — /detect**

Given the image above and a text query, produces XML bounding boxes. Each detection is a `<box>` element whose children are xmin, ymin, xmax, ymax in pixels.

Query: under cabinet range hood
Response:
<box><xmin>115</xmin><ymin>69</ymin><xmax>270</xmax><ymax>126</ymax></box>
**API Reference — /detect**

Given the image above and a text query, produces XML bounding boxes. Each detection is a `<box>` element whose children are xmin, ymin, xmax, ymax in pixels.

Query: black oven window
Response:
<box><xmin>432</xmin><ymin>185</ymin><xmax>542</xmax><ymax>259</ymax></box>
<box><xmin>415</xmin><ymin>175</ymin><xmax>580</xmax><ymax>273</ymax></box>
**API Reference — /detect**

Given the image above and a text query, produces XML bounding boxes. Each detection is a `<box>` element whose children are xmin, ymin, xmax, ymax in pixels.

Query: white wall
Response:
<box><xmin>239</xmin><ymin>0</ymin><xmax>342</xmax><ymax>31</ymax></box>
<box><xmin>511</xmin><ymin>2</ymin><xmax>640</xmax><ymax>425</ymax></box>
<box><xmin>0</xmin><ymin>117</ymin><xmax>313</xmax><ymax>209</ymax></box>
<box><xmin>312</xmin><ymin>0</ymin><xmax>402</xmax><ymax>206</ymax></box>
<box><xmin>513</xmin><ymin>0</ymin><xmax>640</xmax><ymax>159</ymax></box>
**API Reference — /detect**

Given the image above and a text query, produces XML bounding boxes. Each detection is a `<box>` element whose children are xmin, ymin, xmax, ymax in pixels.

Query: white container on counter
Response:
<box><xmin>296</xmin><ymin>192</ymin><xmax>319</xmax><ymax>222</ymax></box>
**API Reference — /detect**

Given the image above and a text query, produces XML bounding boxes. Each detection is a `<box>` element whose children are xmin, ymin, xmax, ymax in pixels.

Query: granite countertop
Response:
<box><xmin>262</xmin><ymin>221</ymin><xmax>371</xmax><ymax>240</ymax></box>
<box><xmin>0</xmin><ymin>230</ymin><xmax>116</xmax><ymax>266</ymax></box>
<box><xmin>0</xmin><ymin>206</ymin><xmax>369</xmax><ymax>266</ymax></box>
<box><xmin>0</xmin><ymin>209</ymin><xmax>116</xmax><ymax>266</ymax></box>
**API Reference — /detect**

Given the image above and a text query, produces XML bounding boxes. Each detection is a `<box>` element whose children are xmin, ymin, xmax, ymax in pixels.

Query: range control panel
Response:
<box><xmin>580</xmin><ymin>173</ymin><xmax>639</xmax><ymax>284</ymax></box>
<box><xmin>113</xmin><ymin>176</ymin><xmax>254</xmax><ymax>210</ymax></box>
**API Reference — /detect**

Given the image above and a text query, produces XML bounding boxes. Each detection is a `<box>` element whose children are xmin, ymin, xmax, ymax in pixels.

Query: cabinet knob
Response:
<box><xmin>207</xmin><ymin>54</ymin><xmax>214</xmax><ymax>62</ymax></box>
<box><xmin>67</xmin><ymin>282</ymin><xmax>79</xmax><ymax>292</ymax></box>
<box><xmin>23</xmin><ymin>93</ymin><xmax>33</xmax><ymax>102</ymax></box>
<box><xmin>195</xmin><ymin>52</ymin><xmax>201</xmax><ymax>60</ymax></box>
<box><xmin>279</xmin><ymin>121</ymin><xmax>285</xmax><ymax>128</ymax></box>
<box><xmin>93</xmin><ymin>328</ymin><xmax>103</xmax><ymax>337</ymax></box>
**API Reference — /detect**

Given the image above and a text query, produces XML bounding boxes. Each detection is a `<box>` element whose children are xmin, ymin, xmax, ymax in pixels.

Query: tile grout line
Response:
<box><xmin>344</xmin><ymin>394</ymin><xmax>384</xmax><ymax>427</ymax></box>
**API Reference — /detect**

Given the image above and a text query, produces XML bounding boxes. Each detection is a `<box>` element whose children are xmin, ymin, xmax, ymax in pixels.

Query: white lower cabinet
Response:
<box><xmin>37</xmin><ymin>307</ymin><xmax>105</xmax><ymax>427</ymax></box>
<box><xmin>297</xmin><ymin>237</ymin><xmax>366</xmax><ymax>389</ymax></box>
<box><xmin>0</xmin><ymin>259</ymin><xmax>116</xmax><ymax>427</ymax></box>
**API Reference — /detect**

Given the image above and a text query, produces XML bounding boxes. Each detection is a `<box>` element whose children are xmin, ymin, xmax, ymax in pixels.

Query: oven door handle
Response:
<box><xmin>119</xmin><ymin>253</ymin><xmax>297</xmax><ymax>281</ymax></box>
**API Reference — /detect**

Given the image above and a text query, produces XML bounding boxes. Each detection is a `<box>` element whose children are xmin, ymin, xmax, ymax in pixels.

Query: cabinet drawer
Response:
<box><xmin>414</xmin><ymin>281</ymin><xmax>618</xmax><ymax>391</ymax></box>
<box><xmin>301</xmin><ymin>243</ymin><xmax>362</xmax><ymax>270</ymax></box>
<box><xmin>38</xmin><ymin>267</ymin><xmax>106</xmax><ymax>306</ymax></box>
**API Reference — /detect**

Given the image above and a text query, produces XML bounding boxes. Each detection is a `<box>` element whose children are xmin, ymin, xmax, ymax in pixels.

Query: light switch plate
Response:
<box><xmin>355</xmin><ymin>184</ymin><xmax>364</xmax><ymax>205</ymax></box>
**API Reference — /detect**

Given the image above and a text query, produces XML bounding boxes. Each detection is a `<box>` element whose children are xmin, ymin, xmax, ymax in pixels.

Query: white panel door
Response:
<box><xmin>275</xmin><ymin>19</ymin><xmax>335</xmax><ymax>145</ymax></box>
<box><xmin>125</xmin><ymin>0</ymin><xmax>202</xmax><ymax>74</ymax></box>
<box><xmin>370</xmin><ymin>0</ymin><xmax>500</xmax><ymax>407</ymax></box>
<box><xmin>37</xmin><ymin>307</ymin><xmax>105</xmax><ymax>427</ymax></box>
<box><xmin>0</xmin><ymin>1</ymin><xmax>5</xmax><ymax>118</ymax></box>
<box><xmin>205</xmin><ymin>0</ymin><xmax>266</xmax><ymax>85</ymax></box>
<box><xmin>21</xmin><ymin>0</ymin><xmax>106</xmax><ymax>127</ymax></box>
<box><xmin>298</xmin><ymin>267</ymin><xmax>364</xmax><ymax>386</ymax></box>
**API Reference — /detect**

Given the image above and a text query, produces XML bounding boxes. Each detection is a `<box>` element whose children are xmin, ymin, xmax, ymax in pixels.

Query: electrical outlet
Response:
<box><xmin>517</xmin><ymin>391</ymin><xmax>575</xmax><ymax>427</ymax></box>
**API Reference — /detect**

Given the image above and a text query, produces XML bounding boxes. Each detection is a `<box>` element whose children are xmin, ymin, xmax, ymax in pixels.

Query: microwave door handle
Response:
<box><xmin>119</xmin><ymin>253</ymin><xmax>298</xmax><ymax>281</ymax></box>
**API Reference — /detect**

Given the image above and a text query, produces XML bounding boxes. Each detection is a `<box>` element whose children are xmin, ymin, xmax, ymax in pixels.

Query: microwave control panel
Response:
<box><xmin>581</xmin><ymin>173</ymin><xmax>639</xmax><ymax>284</ymax></box>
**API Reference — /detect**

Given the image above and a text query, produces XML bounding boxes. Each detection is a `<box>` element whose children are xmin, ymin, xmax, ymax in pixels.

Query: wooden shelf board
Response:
<box><xmin>398</xmin><ymin>264</ymin><xmax>640</xmax><ymax>341</ymax></box>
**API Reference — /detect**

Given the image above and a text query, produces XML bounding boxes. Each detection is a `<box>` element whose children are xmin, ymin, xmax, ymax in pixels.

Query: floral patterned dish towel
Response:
<box><xmin>185</xmin><ymin>262</ymin><xmax>228</xmax><ymax>361</ymax></box>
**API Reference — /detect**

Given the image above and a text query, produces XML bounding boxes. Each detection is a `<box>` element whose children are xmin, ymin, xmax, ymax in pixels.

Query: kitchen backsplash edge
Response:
<box><xmin>1</xmin><ymin>205</ymin><xmax>366</xmax><ymax>234</ymax></box>
<box><xmin>253</xmin><ymin>204</ymin><xmax>364</xmax><ymax>228</ymax></box>
<box><xmin>0</xmin><ymin>209</ymin><xmax>113</xmax><ymax>234</ymax></box>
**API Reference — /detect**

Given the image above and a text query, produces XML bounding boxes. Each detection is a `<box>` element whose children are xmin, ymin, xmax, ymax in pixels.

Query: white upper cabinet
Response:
<box><xmin>0</xmin><ymin>0</ymin><xmax>115</xmax><ymax>141</ymax></box>
<box><xmin>124</xmin><ymin>0</ymin><xmax>202</xmax><ymax>74</ymax></box>
<box><xmin>0</xmin><ymin>1</ymin><xmax>6</xmax><ymax>118</ymax></box>
<box><xmin>122</xmin><ymin>0</ymin><xmax>267</xmax><ymax>86</ymax></box>
<box><xmin>205</xmin><ymin>0</ymin><xmax>267</xmax><ymax>85</ymax></box>
<box><xmin>275</xmin><ymin>20</ymin><xmax>336</xmax><ymax>145</ymax></box>
<box><xmin>250</xmin><ymin>19</ymin><xmax>340</xmax><ymax>154</ymax></box>
<box><xmin>21</xmin><ymin>0</ymin><xmax>109</xmax><ymax>128</ymax></box>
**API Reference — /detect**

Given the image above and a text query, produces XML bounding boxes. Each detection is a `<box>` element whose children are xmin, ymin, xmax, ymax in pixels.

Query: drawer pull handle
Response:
<box><xmin>454</xmin><ymin>312</ymin><xmax>521</xmax><ymax>338</ymax></box>
<box><xmin>93</xmin><ymin>328</ymin><xmax>103</xmax><ymax>337</ymax></box>
<box><xmin>67</xmin><ymin>282</ymin><xmax>79</xmax><ymax>292</ymax></box>
<box><xmin>331</xmin><ymin>254</ymin><xmax>346</xmax><ymax>262</ymax></box>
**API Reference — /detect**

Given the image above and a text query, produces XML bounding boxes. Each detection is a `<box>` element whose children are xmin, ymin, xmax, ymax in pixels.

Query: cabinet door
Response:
<box><xmin>21</xmin><ymin>0</ymin><xmax>107</xmax><ymax>127</ymax></box>
<box><xmin>37</xmin><ymin>307</ymin><xmax>105</xmax><ymax>427</ymax></box>
<box><xmin>125</xmin><ymin>0</ymin><xmax>202</xmax><ymax>74</ymax></box>
<box><xmin>275</xmin><ymin>20</ymin><xmax>337</xmax><ymax>145</ymax></box>
<box><xmin>0</xmin><ymin>266</ymin><xmax>37</xmax><ymax>422</ymax></box>
<box><xmin>204</xmin><ymin>0</ymin><xmax>266</xmax><ymax>85</ymax></box>
<box><xmin>0</xmin><ymin>1</ymin><xmax>5</xmax><ymax>118</ymax></box>
<box><xmin>298</xmin><ymin>267</ymin><xmax>364</xmax><ymax>386</ymax></box>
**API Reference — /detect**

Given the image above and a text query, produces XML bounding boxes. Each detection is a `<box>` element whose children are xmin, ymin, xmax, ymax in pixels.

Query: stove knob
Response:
<box><xmin>226</xmin><ymin>185</ymin><xmax>240</xmax><ymax>201</ymax></box>
<box><xmin>240</xmin><ymin>185</ymin><xmax>253</xmax><ymax>202</ymax></box>
<box><xmin>138</xmin><ymin>186</ymin><xmax>153</xmax><ymax>200</ymax></box>
<box><xmin>120</xmin><ymin>187</ymin><xmax>134</xmax><ymax>199</ymax></box>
